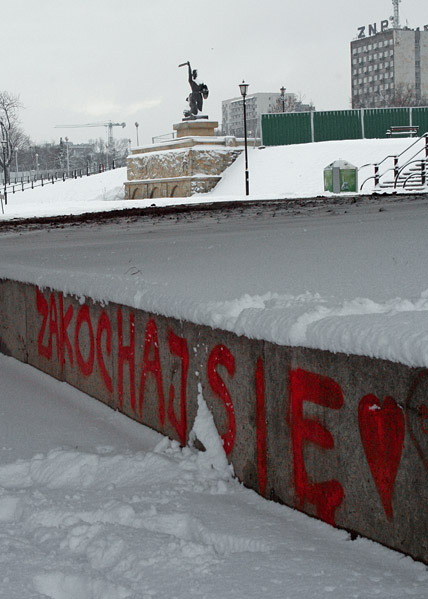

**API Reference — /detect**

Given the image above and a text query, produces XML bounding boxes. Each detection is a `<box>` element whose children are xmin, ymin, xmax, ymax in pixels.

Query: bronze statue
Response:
<box><xmin>179</xmin><ymin>61</ymin><xmax>209</xmax><ymax>119</ymax></box>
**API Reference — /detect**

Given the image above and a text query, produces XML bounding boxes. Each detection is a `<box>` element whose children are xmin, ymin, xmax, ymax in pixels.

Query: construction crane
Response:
<box><xmin>54</xmin><ymin>121</ymin><xmax>126</xmax><ymax>147</ymax></box>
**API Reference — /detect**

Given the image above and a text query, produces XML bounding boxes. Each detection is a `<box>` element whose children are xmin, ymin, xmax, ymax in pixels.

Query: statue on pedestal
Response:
<box><xmin>179</xmin><ymin>61</ymin><xmax>209</xmax><ymax>120</ymax></box>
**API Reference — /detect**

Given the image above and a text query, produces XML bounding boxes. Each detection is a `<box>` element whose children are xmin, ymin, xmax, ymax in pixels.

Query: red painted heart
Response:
<box><xmin>358</xmin><ymin>394</ymin><xmax>405</xmax><ymax>521</ymax></box>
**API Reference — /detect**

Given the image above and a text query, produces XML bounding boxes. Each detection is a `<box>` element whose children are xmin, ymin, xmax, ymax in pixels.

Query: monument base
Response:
<box><xmin>124</xmin><ymin>123</ymin><xmax>243</xmax><ymax>200</ymax></box>
<box><xmin>173</xmin><ymin>119</ymin><xmax>218</xmax><ymax>138</ymax></box>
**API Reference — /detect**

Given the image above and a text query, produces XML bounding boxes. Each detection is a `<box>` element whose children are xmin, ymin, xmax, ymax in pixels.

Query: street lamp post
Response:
<box><xmin>65</xmin><ymin>137</ymin><xmax>70</xmax><ymax>176</ymax></box>
<box><xmin>280</xmin><ymin>86</ymin><xmax>286</xmax><ymax>112</ymax></box>
<box><xmin>239</xmin><ymin>80</ymin><xmax>250</xmax><ymax>196</ymax></box>
<box><xmin>135</xmin><ymin>122</ymin><xmax>140</xmax><ymax>146</ymax></box>
<box><xmin>1</xmin><ymin>140</ymin><xmax>7</xmax><ymax>205</ymax></box>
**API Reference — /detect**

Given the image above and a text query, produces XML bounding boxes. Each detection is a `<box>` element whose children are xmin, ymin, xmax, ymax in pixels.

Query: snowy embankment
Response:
<box><xmin>1</xmin><ymin>353</ymin><xmax>427</xmax><ymax>599</ymax></box>
<box><xmin>0</xmin><ymin>137</ymin><xmax>415</xmax><ymax>220</ymax></box>
<box><xmin>0</xmin><ymin>137</ymin><xmax>427</xmax><ymax>369</ymax></box>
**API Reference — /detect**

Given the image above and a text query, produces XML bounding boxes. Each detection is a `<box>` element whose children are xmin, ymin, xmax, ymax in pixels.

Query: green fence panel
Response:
<box><xmin>411</xmin><ymin>107</ymin><xmax>428</xmax><ymax>135</ymax></box>
<box><xmin>261</xmin><ymin>106</ymin><xmax>428</xmax><ymax>146</ymax></box>
<box><xmin>363</xmin><ymin>107</ymin><xmax>410</xmax><ymax>138</ymax></box>
<box><xmin>314</xmin><ymin>110</ymin><xmax>362</xmax><ymax>142</ymax></box>
<box><xmin>261</xmin><ymin>113</ymin><xmax>312</xmax><ymax>146</ymax></box>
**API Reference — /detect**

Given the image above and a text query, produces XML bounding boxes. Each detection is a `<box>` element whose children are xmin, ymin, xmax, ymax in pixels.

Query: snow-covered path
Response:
<box><xmin>1</xmin><ymin>194</ymin><xmax>428</xmax><ymax>368</ymax></box>
<box><xmin>1</xmin><ymin>138</ymin><xmax>428</xmax><ymax>368</ymax></box>
<box><xmin>0</xmin><ymin>353</ymin><xmax>427</xmax><ymax>599</ymax></box>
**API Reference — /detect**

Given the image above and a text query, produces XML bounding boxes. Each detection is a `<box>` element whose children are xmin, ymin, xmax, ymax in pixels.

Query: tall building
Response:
<box><xmin>351</xmin><ymin>9</ymin><xmax>428</xmax><ymax>107</ymax></box>
<box><xmin>221</xmin><ymin>92</ymin><xmax>314</xmax><ymax>138</ymax></box>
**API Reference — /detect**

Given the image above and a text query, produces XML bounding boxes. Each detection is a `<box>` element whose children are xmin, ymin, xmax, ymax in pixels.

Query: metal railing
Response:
<box><xmin>151</xmin><ymin>132</ymin><xmax>177</xmax><ymax>144</ymax></box>
<box><xmin>359</xmin><ymin>133</ymin><xmax>428</xmax><ymax>190</ymax></box>
<box><xmin>0</xmin><ymin>159</ymin><xmax>126</xmax><ymax>210</ymax></box>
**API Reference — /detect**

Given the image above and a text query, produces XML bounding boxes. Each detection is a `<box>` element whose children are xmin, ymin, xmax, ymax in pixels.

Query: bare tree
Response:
<box><xmin>269</xmin><ymin>93</ymin><xmax>295</xmax><ymax>114</ymax></box>
<box><xmin>355</xmin><ymin>83</ymin><xmax>428</xmax><ymax>109</ymax></box>
<box><xmin>269</xmin><ymin>92</ymin><xmax>315</xmax><ymax>114</ymax></box>
<box><xmin>0</xmin><ymin>91</ymin><xmax>30</xmax><ymax>183</ymax></box>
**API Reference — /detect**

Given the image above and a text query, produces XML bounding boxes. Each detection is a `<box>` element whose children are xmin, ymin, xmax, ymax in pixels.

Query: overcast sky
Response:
<box><xmin>3</xmin><ymin>0</ymin><xmax>427</xmax><ymax>146</ymax></box>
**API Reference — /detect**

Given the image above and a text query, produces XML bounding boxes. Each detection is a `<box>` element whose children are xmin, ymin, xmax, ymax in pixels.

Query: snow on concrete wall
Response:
<box><xmin>1</xmin><ymin>279</ymin><xmax>428</xmax><ymax>564</ymax></box>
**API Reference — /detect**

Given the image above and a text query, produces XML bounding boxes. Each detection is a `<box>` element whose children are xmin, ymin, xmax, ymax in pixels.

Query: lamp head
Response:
<box><xmin>239</xmin><ymin>81</ymin><xmax>249</xmax><ymax>98</ymax></box>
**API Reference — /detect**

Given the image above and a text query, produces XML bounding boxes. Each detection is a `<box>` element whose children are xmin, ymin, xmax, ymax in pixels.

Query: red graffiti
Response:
<box><xmin>96</xmin><ymin>311</ymin><xmax>113</xmax><ymax>393</ymax></box>
<box><xmin>48</xmin><ymin>292</ymin><xmax>60</xmax><ymax>361</ymax></box>
<box><xmin>34</xmin><ymin>287</ymin><xmax>418</xmax><ymax>532</ymax></box>
<box><xmin>255</xmin><ymin>357</ymin><xmax>267</xmax><ymax>497</ymax></box>
<box><xmin>359</xmin><ymin>394</ymin><xmax>405</xmax><ymax>521</ymax></box>
<box><xmin>207</xmin><ymin>344</ymin><xmax>236</xmax><ymax>455</ymax></box>
<box><xmin>59</xmin><ymin>294</ymin><xmax>74</xmax><ymax>367</ymax></box>
<box><xmin>36</xmin><ymin>290</ymin><xmax>61</xmax><ymax>361</ymax></box>
<box><xmin>139</xmin><ymin>319</ymin><xmax>165</xmax><ymax>425</ymax></box>
<box><xmin>74</xmin><ymin>305</ymin><xmax>95</xmax><ymax>377</ymax></box>
<box><xmin>289</xmin><ymin>368</ymin><xmax>344</xmax><ymax>526</ymax></box>
<box><xmin>37</xmin><ymin>290</ymin><xmax>74</xmax><ymax>367</ymax></box>
<box><xmin>117</xmin><ymin>307</ymin><xmax>136</xmax><ymax>411</ymax></box>
<box><xmin>36</xmin><ymin>288</ymin><xmax>49</xmax><ymax>358</ymax></box>
<box><xmin>167</xmin><ymin>330</ymin><xmax>189</xmax><ymax>446</ymax></box>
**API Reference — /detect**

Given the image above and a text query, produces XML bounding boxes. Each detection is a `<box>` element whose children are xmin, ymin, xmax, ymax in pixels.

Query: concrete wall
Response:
<box><xmin>1</xmin><ymin>279</ymin><xmax>428</xmax><ymax>564</ymax></box>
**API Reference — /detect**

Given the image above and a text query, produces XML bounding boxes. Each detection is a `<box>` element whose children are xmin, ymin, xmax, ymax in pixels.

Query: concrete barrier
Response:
<box><xmin>1</xmin><ymin>279</ymin><xmax>428</xmax><ymax>564</ymax></box>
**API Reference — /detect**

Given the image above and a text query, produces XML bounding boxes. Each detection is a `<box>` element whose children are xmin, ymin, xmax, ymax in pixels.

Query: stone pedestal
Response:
<box><xmin>124</xmin><ymin>121</ymin><xmax>243</xmax><ymax>200</ymax></box>
<box><xmin>173</xmin><ymin>120</ymin><xmax>218</xmax><ymax>138</ymax></box>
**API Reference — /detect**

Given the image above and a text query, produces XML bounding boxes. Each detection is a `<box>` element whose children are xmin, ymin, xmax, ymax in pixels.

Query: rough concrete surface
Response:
<box><xmin>0</xmin><ymin>280</ymin><xmax>427</xmax><ymax>565</ymax></box>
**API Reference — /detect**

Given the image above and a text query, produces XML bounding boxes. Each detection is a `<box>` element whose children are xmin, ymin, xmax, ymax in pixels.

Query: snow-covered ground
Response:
<box><xmin>1</xmin><ymin>353</ymin><xmax>427</xmax><ymax>599</ymax></box>
<box><xmin>1</xmin><ymin>138</ymin><xmax>428</xmax><ymax>596</ymax></box>
<box><xmin>0</xmin><ymin>147</ymin><xmax>428</xmax><ymax>368</ymax></box>
<box><xmin>0</xmin><ymin>137</ymin><xmax>418</xmax><ymax>220</ymax></box>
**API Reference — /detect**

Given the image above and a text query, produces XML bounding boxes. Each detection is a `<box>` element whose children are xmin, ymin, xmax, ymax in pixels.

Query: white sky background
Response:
<box><xmin>3</xmin><ymin>0</ymin><xmax>428</xmax><ymax>146</ymax></box>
